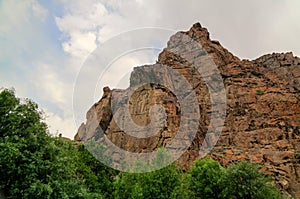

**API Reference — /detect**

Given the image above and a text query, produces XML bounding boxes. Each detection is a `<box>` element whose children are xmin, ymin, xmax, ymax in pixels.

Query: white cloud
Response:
<box><xmin>53</xmin><ymin>0</ymin><xmax>300</xmax><ymax>138</ymax></box>
<box><xmin>0</xmin><ymin>0</ymin><xmax>48</xmax><ymax>36</ymax></box>
<box><xmin>27</xmin><ymin>63</ymin><xmax>77</xmax><ymax>139</ymax></box>
<box><xmin>55</xmin><ymin>0</ymin><xmax>108</xmax><ymax>60</ymax></box>
<box><xmin>55</xmin><ymin>2</ymin><xmax>107</xmax><ymax>32</ymax></box>
<box><xmin>32</xmin><ymin>63</ymin><xmax>69</xmax><ymax>104</ymax></box>
<box><xmin>2</xmin><ymin>0</ymin><xmax>300</xmax><ymax>139</ymax></box>
<box><xmin>95</xmin><ymin>49</ymin><xmax>158</xmax><ymax>96</ymax></box>
<box><xmin>62</xmin><ymin>31</ymin><xmax>97</xmax><ymax>59</ymax></box>
<box><xmin>44</xmin><ymin>109</ymin><xmax>76</xmax><ymax>139</ymax></box>
<box><xmin>56</xmin><ymin>0</ymin><xmax>300</xmax><ymax>61</ymax></box>
<box><xmin>30</xmin><ymin>0</ymin><xmax>48</xmax><ymax>20</ymax></box>
<box><xmin>0</xmin><ymin>0</ymin><xmax>77</xmax><ymax>138</ymax></box>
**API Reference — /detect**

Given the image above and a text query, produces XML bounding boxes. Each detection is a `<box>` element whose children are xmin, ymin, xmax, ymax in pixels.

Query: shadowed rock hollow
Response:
<box><xmin>75</xmin><ymin>23</ymin><xmax>300</xmax><ymax>198</ymax></box>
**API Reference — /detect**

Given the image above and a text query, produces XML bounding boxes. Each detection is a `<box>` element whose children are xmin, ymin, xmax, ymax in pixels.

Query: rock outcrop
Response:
<box><xmin>75</xmin><ymin>23</ymin><xmax>300</xmax><ymax>198</ymax></box>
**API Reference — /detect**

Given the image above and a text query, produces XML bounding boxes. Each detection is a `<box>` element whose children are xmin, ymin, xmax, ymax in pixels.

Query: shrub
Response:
<box><xmin>185</xmin><ymin>157</ymin><xmax>225</xmax><ymax>199</ymax></box>
<box><xmin>220</xmin><ymin>161</ymin><xmax>282</xmax><ymax>199</ymax></box>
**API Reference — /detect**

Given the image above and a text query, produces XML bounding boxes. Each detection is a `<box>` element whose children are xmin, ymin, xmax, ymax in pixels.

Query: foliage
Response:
<box><xmin>220</xmin><ymin>161</ymin><xmax>283</xmax><ymax>199</ymax></box>
<box><xmin>0</xmin><ymin>88</ymin><xmax>285</xmax><ymax>199</ymax></box>
<box><xmin>113</xmin><ymin>149</ymin><xmax>181</xmax><ymax>199</ymax></box>
<box><xmin>256</xmin><ymin>89</ymin><xmax>265</xmax><ymax>95</ymax></box>
<box><xmin>170</xmin><ymin>173</ymin><xmax>193</xmax><ymax>199</ymax></box>
<box><xmin>76</xmin><ymin>144</ymin><xmax>118</xmax><ymax>198</ymax></box>
<box><xmin>113</xmin><ymin>163</ymin><xmax>181</xmax><ymax>199</ymax></box>
<box><xmin>0</xmin><ymin>89</ymin><xmax>104</xmax><ymax>198</ymax></box>
<box><xmin>185</xmin><ymin>157</ymin><xmax>225</xmax><ymax>199</ymax></box>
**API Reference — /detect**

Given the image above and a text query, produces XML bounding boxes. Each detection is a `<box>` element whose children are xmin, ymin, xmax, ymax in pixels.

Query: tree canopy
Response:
<box><xmin>0</xmin><ymin>89</ymin><xmax>114</xmax><ymax>198</ymax></box>
<box><xmin>0</xmin><ymin>89</ymin><xmax>285</xmax><ymax>199</ymax></box>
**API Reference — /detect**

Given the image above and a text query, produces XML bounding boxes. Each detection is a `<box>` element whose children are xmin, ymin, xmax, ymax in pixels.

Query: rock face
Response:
<box><xmin>75</xmin><ymin>23</ymin><xmax>300</xmax><ymax>198</ymax></box>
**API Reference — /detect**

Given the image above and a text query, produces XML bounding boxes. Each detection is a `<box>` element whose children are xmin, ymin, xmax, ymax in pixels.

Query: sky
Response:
<box><xmin>0</xmin><ymin>0</ymin><xmax>299</xmax><ymax>139</ymax></box>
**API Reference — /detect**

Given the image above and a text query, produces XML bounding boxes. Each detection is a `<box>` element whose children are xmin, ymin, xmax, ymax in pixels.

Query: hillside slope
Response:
<box><xmin>75</xmin><ymin>23</ymin><xmax>300</xmax><ymax>198</ymax></box>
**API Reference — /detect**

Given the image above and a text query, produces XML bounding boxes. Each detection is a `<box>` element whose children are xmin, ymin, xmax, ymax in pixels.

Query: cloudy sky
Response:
<box><xmin>1</xmin><ymin>0</ymin><xmax>299</xmax><ymax>138</ymax></box>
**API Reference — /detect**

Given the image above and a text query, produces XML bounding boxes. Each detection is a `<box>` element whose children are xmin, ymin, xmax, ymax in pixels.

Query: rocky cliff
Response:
<box><xmin>75</xmin><ymin>23</ymin><xmax>300</xmax><ymax>198</ymax></box>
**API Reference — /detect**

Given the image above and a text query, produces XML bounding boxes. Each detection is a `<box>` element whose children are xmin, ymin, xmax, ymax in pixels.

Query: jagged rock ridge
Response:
<box><xmin>75</xmin><ymin>23</ymin><xmax>300</xmax><ymax>198</ymax></box>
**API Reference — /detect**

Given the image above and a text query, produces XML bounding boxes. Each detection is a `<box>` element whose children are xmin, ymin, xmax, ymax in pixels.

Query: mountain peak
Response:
<box><xmin>75</xmin><ymin>23</ymin><xmax>300</xmax><ymax>198</ymax></box>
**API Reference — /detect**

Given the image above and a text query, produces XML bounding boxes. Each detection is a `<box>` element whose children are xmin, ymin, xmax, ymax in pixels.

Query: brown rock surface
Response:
<box><xmin>75</xmin><ymin>23</ymin><xmax>300</xmax><ymax>198</ymax></box>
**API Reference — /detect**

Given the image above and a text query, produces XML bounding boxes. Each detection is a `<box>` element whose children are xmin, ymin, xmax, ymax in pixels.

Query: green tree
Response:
<box><xmin>221</xmin><ymin>161</ymin><xmax>282</xmax><ymax>199</ymax></box>
<box><xmin>185</xmin><ymin>157</ymin><xmax>225</xmax><ymax>199</ymax></box>
<box><xmin>113</xmin><ymin>163</ymin><xmax>181</xmax><ymax>199</ymax></box>
<box><xmin>76</xmin><ymin>143</ymin><xmax>118</xmax><ymax>198</ymax></box>
<box><xmin>173</xmin><ymin>158</ymin><xmax>283</xmax><ymax>199</ymax></box>
<box><xmin>113</xmin><ymin>149</ymin><xmax>181</xmax><ymax>199</ymax></box>
<box><xmin>170</xmin><ymin>172</ymin><xmax>193</xmax><ymax>199</ymax></box>
<box><xmin>0</xmin><ymin>89</ymin><xmax>102</xmax><ymax>198</ymax></box>
<box><xmin>0</xmin><ymin>89</ymin><xmax>284</xmax><ymax>199</ymax></box>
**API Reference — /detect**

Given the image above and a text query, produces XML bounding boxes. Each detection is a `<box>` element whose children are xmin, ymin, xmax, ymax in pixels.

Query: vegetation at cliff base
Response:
<box><xmin>0</xmin><ymin>89</ymin><xmax>285</xmax><ymax>199</ymax></box>
<box><xmin>0</xmin><ymin>89</ymin><xmax>116</xmax><ymax>198</ymax></box>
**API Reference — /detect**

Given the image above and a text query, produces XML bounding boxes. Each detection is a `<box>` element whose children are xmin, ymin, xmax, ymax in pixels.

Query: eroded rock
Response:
<box><xmin>75</xmin><ymin>23</ymin><xmax>300</xmax><ymax>198</ymax></box>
